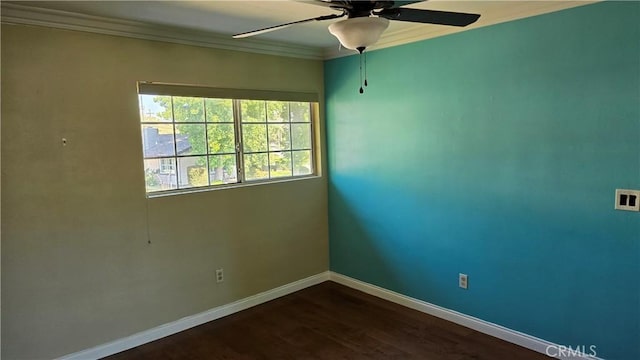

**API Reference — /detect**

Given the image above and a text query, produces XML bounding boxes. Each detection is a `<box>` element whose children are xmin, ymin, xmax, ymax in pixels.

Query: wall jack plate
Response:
<box><xmin>615</xmin><ymin>189</ymin><xmax>640</xmax><ymax>211</ymax></box>
<box><xmin>459</xmin><ymin>273</ymin><xmax>468</xmax><ymax>290</ymax></box>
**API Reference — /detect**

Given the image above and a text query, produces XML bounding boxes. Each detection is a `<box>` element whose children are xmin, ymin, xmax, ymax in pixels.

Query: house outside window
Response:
<box><xmin>138</xmin><ymin>83</ymin><xmax>318</xmax><ymax>195</ymax></box>
<box><xmin>159</xmin><ymin>158</ymin><xmax>175</xmax><ymax>174</ymax></box>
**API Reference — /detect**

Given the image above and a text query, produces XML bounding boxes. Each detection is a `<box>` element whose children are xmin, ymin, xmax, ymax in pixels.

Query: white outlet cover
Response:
<box><xmin>615</xmin><ymin>189</ymin><xmax>640</xmax><ymax>211</ymax></box>
<box><xmin>459</xmin><ymin>273</ymin><xmax>468</xmax><ymax>289</ymax></box>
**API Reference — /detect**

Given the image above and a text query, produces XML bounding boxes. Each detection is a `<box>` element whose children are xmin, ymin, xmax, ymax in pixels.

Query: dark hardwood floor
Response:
<box><xmin>105</xmin><ymin>281</ymin><xmax>550</xmax><ymax>360</ymax></box>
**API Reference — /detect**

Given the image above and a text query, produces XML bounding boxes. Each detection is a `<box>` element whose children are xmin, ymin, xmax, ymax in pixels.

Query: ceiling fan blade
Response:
<box><xmin>307</xmin><ymin>1</ymin><xmax>424</xmax><ymax>10</ymax></box>
<box><xmin>377</xmin><ymin>8</ymin><xmax>480</xmax><ymax>27</ymax></box>
<box><xmin>304</xmin><ymin>1</ymin><xmax>354</xmax><ymax>10</ymax></box>
<box><xmin>233</xmin><ymin>13</ymin><xmax>345</xmax><ymax>39</ymax></box>
<box><xmin>388</xmin><ymin>1</ymin><xmax>424</xmax><ymax>8</ymax></box>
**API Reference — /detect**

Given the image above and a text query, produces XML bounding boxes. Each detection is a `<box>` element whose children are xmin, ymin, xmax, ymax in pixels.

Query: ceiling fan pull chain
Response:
<box><xmin>359</xmin><ymin>52</ymin><xmax>363</xmax><ymax>94</ymax></box>
<box><xmin>364</xmin><ymin>51</ymin><xmax>368</xmax><ymax>87</ymax></box>
<box><xmin>357</xmin><ymin>46</ymin><xmax>366</xmax><ymax>94</ymax></box>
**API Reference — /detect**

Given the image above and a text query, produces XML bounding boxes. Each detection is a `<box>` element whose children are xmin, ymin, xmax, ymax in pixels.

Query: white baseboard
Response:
<box><xmin>58</xmin><ymin>270</ymin><xmax>603</xmax><ymax>360</ymax></box>
<box><xmin>58</xmin><ymin>271</ymin><xmax>331</xmax><ymax>360</ymax></box>
<box><xmin>329</xmin><ymin>272</ymin><xmax>603</xmax><ymax>360</ymax></box>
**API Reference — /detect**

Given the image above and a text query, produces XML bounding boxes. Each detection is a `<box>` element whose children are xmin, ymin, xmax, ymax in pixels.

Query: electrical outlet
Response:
<box><xmin>459</xmin><ymin>273</ymin><xmax>468</xmax><ymax>290</ymax></box>
<box><xmin>615</xmin><ymin>189</ymin><xmax>640</xmax><ymax>211</ymax></box>
<box><xmin>215</xmin><ymin>268</ymin><xmax>224</xmax><ymax>283</ymax></box>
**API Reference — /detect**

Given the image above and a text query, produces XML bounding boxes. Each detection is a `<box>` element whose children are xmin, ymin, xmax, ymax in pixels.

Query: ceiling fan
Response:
<box><xmin>233</xmin><ymin>1</ymin><xmax>480</xmax><ymax>50</ymax></box>
<box><xmin>233</xmin><ymin>1</ymin><xmax>481</xmax><ymax>93</ymax></box>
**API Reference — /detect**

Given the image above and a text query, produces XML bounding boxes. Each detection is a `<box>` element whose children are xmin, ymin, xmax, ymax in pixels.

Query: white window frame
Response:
<box><xmin>138</xmin><ymin>82</ymin><xmax>319</xmax><ymax>197</ymax></box>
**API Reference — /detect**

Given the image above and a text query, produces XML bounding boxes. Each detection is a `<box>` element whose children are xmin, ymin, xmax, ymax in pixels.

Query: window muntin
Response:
<box><xmin>138</xmin><ymin>94</ymin><xmax>315</xmax><ymax>194</ymax></box>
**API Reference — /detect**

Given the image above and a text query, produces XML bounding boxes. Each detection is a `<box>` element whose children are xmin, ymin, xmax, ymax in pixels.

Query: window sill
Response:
<box><xmin>146</xmin><ymin>174</ymin><xmax>322</xmax><ymax>199</ymax></box>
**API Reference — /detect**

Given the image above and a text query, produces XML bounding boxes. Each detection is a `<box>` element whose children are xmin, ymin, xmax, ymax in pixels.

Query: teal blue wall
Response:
<box><xmin>325</xmin><ymin>2</ymin><xmax>639</xmax><ymax>359</ymax></box>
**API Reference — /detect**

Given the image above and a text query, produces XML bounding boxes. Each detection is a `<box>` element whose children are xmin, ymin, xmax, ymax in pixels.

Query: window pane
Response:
<box><xmin>270</xmin><ymin>151</ymin><xmax>292</xmax><ymax>178</ymax></box>
<box><xmin>290</xmin><ymin>102</ymin><xmax>310</xmax><ymax>122</ymax></box>
<box><xmin>293</xmin><ymin>150</ymin><xmax>312</xmax><ymax>176</ymax></box>
<box><xmin>268</xmin><ymin>124</ymin><xmax>291</xmax><ymax>151</ymax></box>
<box><xmin>244</xmin><ymin>153</ymin><xmax>268</xmax><ymax>181</ymax></box>
<box><xmin>209</xmin><ymin>154</ymin><xmax>238</xmax><ymax>185</ymax></box>
<box><xmin>139</xmin><ymin>95</ymin><xmax>172</xmax><ymax>122</ymax></box>
<box><xmin>207</xmin><ymin>124</ymin><xmax>236</xmax><ymax>154</ymax></box>
<box><xmin>142</xmin><ymin>124</ymin><xmax>175</xmax><ymax>157</ymax></box>
<box><xmin>173</xmin><ymin>97</ymin><xmax>205</xmax><ymax>122</ymax></box>
<box><xmin>291</xmin><ymin>123</ymin><xmax>311</xmax><ymax>150</ymax></box>
<box><xmin>240</xmin><ymin>100</ymin><xmax>266</xmax><ymax>122</ymax></box>
<box><xmin>175</xmin><ymin>124</ymin><xmax>206</xmax><ymax>155</ymax></box>
<box><xmin>177</xmin><ymin>156</ymin><xmax>208</xmax><ymax>189</ymax></box>
<box><xmin>242</xmin><ymin>124</ymin><xmax>268</xmax><ymax>152</ymax></box>
<box><xmin>267</xmin><ymin>101</ymin><xmax>289</xmax><ymax>122</ymax></box>
<box><xmin>205</xmin><ymin>98</ymin><xmax>233</xmax><ymax>123</ymax></box>
<box><xmin>144</xmin><ymin>158</ymin><xmax>177</xmax><ymax>192</ymax></box>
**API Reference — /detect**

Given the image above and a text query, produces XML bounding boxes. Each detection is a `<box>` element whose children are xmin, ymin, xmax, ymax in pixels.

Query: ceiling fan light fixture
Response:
<box><xmin>328</xmin><ymin>17</ymin><xmax>390</xmax><ymax>51</ymax></box>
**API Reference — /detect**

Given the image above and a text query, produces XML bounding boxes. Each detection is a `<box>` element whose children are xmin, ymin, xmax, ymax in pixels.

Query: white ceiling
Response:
<box><xmin>4</xmin><ymin>1</ymin><xmax>595</xmax><ymax>58</ymax></box>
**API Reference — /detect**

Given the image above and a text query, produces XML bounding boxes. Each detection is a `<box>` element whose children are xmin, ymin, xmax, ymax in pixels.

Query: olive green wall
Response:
<box><xmin>1</xmin><ymin>24</ymin><xmax>328</xmax><ymax>359</ymax></box>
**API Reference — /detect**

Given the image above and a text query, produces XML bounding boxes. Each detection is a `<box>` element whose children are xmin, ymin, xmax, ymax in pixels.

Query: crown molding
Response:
<box><xmin>0</xmin><ymin>3</ymin><xmax>325</xmax><ymax>60</ymax></box>
<box><xmin>2</xmin><ymin>2</ymin><xmax>597</xmax><ymax>61</ymax></box>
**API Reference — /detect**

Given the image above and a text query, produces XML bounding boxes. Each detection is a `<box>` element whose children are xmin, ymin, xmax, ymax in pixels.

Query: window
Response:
<box><xmin>138</xmin><ymin>84</ymin><xmax>317</xmax><ymax>194</ymax></box>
